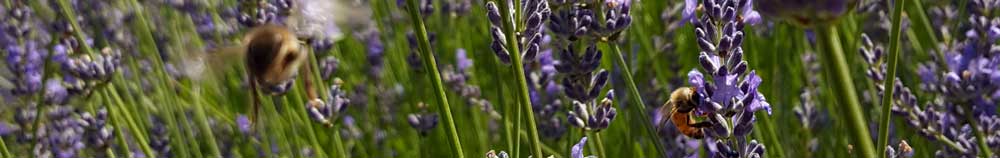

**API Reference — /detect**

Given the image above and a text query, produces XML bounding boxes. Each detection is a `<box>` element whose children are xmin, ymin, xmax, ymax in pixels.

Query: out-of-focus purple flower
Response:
<box><xmin>407</xmin><ymin>103</ymin><xmax>439</xmax><ymax>136</ymax></box>
<box><xmin>44</xmin><ymin>79</ymin><xmax>69</xmax><ymax>105</ymax></box>
<box><xmin>81</xmin><ymin>107</ymin><xmax>113</xmax><ymax>154</ymax></box>
<box><xmin>456</xmin><ymin>49</ymin><xmax>473</xmax><ymax>71</ymax></box>
<box><xmin>319</xmin><ymin>56</ymin><xmax>340</xmax><ymax>80</ymax></box>
<box><xmin>238</xmin><ymin>0</ymin><xmax>294</xmax><ymax>27</ymax></box>
<box><xmin>148</xmin><ymin>115</ymin><xmax>172</xmax><ymax>158</ymax></box>
<box><xmin>0</xmin><ymin>122</ymin><xmax>17</xmax><ymax>136</ymax></box>
<box><xmin>35</xmin><ymin>106</ymin><xmax>86</xmax><ymax>158</ymax></box>
<box><xmin>237</xmin><ymin>115</ymin><xmax>251</xmax><ymax>134</ymax></box>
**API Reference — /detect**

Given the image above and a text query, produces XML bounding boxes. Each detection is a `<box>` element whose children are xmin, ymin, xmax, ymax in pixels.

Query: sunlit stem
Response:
<box><xmin>495</xmin><ymin>0</ymin><xmax>545</xmax><ymax>157</ymax></box>
<box><xmin>606</xmin><ymin>43</ymin><xmax>666</xmax><ymax>157</ymax></box>
<box><xmin>404</xmin><ymin>0</ymin><xmax>466</xmax><ymax>157</ymax></box>
<box><xmin>877</xmin><ymin>0</ymin><xmax>905</xmax><ymax>156</ymax></box>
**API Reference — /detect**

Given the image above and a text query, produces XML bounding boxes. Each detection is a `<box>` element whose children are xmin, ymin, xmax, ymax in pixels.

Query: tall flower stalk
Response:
<box><xmin>485</xmin><ymin>0</ymin><xmax>548</xmax><ymax>156</ymax></box>
<box><xmin>404</xmin><ymin>0</ymin><xmax>465</xmax><ymax>157</ymax></box>
<box><xmin>877</xmin><ymin>0</ymin><xmax>906</xmax><ymax>156</ymax></box>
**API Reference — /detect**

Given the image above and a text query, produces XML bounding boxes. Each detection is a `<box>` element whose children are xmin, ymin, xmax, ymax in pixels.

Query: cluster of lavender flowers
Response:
<box><xmin>795</xmin><ymin>52</ymin><xmax>828</xmax><ymax>153</ymax></box>
<box><xmin>15</xmin><ymin>105</ymin><xmax>115</xmax><ymax>158</ymax></box>
<box><xmin>2</xmin><ymin>1</ymin><xmax>125</xmax><ymax>103</ymax></box>
<box><xmin>3</xmin><ymin>3</ymin><xmax>45</xmax><ymax>96</ymax></box>
<box><xmin>682</xmin><ymin>0</ymin><xmax>770</xmax><ymax>157</ymax></box>
<box><xmin>548</xmin><ymin>0</ymin><xmax>633</xmax><ymax>42</ymax></box>
<box><xmin>546</xmin><ymin>0</ymin><xmax>633</xmax><ymax>132</ymax></box>
<box><xmin>307</xmin><ymin>78</ymin><xmax>350</xmax><ymax>126</ymax></box>
<box><xmin>485</xmin><ymin>0</ymin><xmax>550</xmax><ymax>64</ymax></box>
<box><xmin>441</xmin><ymin>49</ymin><xmax>500</xmax><ymax>118</ymax></box>
<box><xmin>554</xmin><ymin>43</ymin><xmax>616</xmax><ymax>131</ymax></box>
<box><xmin>884</xmin><ymin>1</ymin><xmax>1000</xmax><ymax>156</ymax></box>
<box><xmin>238</xmin><ymin>0</ymin><xmax>294</xmax><ymax>27</ymax></box>
<box><xmin>529</xmin><ymin>46</ymin><xmax>570</xmax><ymax>138</ymax></box>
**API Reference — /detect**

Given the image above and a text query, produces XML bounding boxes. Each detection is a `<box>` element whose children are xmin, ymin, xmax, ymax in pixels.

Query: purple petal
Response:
<box><xmin>571</xmin><ymin>137</ymin><xmax>588</xmax><ymax>158</ymax></box>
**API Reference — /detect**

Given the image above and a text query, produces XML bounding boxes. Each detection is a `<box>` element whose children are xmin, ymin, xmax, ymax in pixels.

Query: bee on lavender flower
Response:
<box><xmin>658</xmin><ymin>87</ymin><xmax>713</xmax><ymax>139</ymax></box>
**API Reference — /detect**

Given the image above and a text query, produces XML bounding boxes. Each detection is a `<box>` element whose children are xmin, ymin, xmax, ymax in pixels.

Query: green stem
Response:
<box><xmin>495</xmin><ymin>0</ymin><xmax>544</xmax><ymax>157</ymax></box>
<box><xmin>0</xmin><ymin>137</ymin><xmax>10</xmax><ymax>158</ymax></box>
<box><xmin>404</xmin><ymin>0</ymin><xmax>465</xmax><ymax>157</ymax></box>
<box><xmin>963</xmin><ymin>106</ymin><xmax>995</xmax><ymax>157</ymax></box>
<box><xmin>815</xmin><ymin>26</ymin><xmax>876</xmax><ymax>158</ymax></box>
<box><xmin>607</xmin><ymin>44</ymin><xmax>665</xmax><ymax>157</ymax></box>
<box><xmin>103</xmin><ymin>87</ymin><xmax>157</xmax><ymax>157</ymax></box>
<box><xmin>592</xmin><ymin>132</ymin><xmax>607</xmax><ymax>158</ymax></box>
<box><xmin>877</xmin><ymin>0</ymin><xmax>906</xmax><ymax>157</ymax></box>
<box><xmin>332</xmin><ymin>124</ymin><xmax>349</xmax><ymax>158</ymax></box>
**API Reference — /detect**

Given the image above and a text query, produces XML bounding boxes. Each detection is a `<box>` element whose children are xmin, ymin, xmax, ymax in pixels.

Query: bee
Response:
<box><xmin>188</xmin><ymin>25</ymin><xmax>324</xmax><ymax>128</ymax></box>
<box><xmin>240</xmin><ymin>25</ymin><xmax>324</xmax><ymax>127</ymax></box>
<box><xmin>658</xmin><ymin>87</ymin><xmax>713</xmax><ymax>139</ymax></box>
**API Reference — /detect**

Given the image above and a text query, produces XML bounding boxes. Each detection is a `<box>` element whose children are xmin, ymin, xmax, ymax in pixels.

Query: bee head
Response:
<box><xmin>670</xmin><ymin>87</ymin><xmax>697</xmax><ymax>113</ymax></box>
<box><xmin>245</xmin><ymin>25</ymin><xmax>307</xmax><ymax>95</ymax></box>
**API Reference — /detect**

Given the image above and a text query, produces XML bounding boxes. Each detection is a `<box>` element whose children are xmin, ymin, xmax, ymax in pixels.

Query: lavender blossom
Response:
<box><xmin>684</xmin><ymin>0</ymin><xmax>771</xmax><ymax>156</ymax></box>
<box><xmin>35</xmin><ymin>106</ymin><xmax>86</xmax><ymax>158</ymax></box>
<box><xmin>81</xmin><ymin>107</ymin><xmax>113</xmax><ymax>156</ymax></box>
<box><xmin>319</xmin><ymin>56</ymin><xmax>340</xmax><ymax>80</ymax></box>
<box><xmin>567</xmin><ymin>91</ymin><xmax>617</xmax><ymax>131</ymax></box>
<box><xmin>148</xmin><ymin>115</ymin><xmax>172</xmax><ymax>158</ymax></box>
<box><xmin>238</xmin><ymin>0</ymin><xmax>294</xmax><ymax>27</ymax></box>
<box><xmin>307</xmin><ymin>78</ymin><xmax>350</xmax><ymax>126</ymax></box>
<box><xmin>570</xmin><ymin>137</ymin><xmax>595</xmax><ymax>158</ymax></box>
<box><xmin>485</xmin><ymin>0</ymin><xmax>550</xmax><ymax>64</ymax></box>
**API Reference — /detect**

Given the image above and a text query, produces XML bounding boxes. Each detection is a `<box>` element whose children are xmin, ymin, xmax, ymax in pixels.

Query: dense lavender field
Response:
<box><xmin>0</xmin><ymin>0</ymin><xmax>998</xmax><ymax>157</ymax></box>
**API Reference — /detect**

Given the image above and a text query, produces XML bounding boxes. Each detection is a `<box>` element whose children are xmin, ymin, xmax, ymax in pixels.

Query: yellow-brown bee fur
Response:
<box><xmin>659</xmin><ymin>87</ymin><xmax>713</xmax><ymax>139</ymax></box>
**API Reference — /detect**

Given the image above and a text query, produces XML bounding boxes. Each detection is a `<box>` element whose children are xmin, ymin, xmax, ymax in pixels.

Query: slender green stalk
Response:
<box><xmin>607</xmin><ymin>44</ymin><xmax>665</xmax><ymax>157</ymax></box>
<box><xmin>815</xmin><ymin>26</ymin><xmax>876</xmax><ymax>158</ymax></box>
<box><xmin>494</xmin><ymin>0</ymin><xmax>545</xmax><ymax>156</ymax></box>
<box><xmin>963</xmin><ymin>106</ymin><xmax>995</xmax><ymax>157</ymax></box>
<box><xmin>877</xmin><ymin>0</ymin><xmax>906</xmax><ymax>156</ymax></box>
<box><xmin>592</xmin><ymin>132</ymin><xmax>607</xmax><ymax>158</ymax></box>
<box><xmin>0</xmin><ymin>137</ymin><xmax>10</xmax><ymax>158</ymax></box>
<box><xmin>403</xmin><ymin>0</ymin><xmax>465</xmax><ymax>157</ymax></box>
<box><xmin>102</xmin><ymin>88</ymin><xmax>157</xmax><ymax>157</ymax></box>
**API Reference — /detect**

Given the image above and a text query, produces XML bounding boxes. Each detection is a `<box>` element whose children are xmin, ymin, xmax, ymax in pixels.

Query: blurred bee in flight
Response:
<box><xmin>657</xmin><ymin>87</ymin><xmax>713</xmax><ymax>139</ymax></box>
<box><xmin>185</xmin><ymin>0</ymin><xmax>373</xmax><ymax>128</ymax></box>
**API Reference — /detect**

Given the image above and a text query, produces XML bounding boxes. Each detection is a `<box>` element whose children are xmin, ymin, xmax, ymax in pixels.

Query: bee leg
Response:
<box><xmin>299</xmin><ymin>48</ymin><xmax>332</xmax><ymax>127</ymax></box>
<box><xmin>249</xmin><ymin>77</ymin><xmax>263</xmax><ymax>131</ymax></box>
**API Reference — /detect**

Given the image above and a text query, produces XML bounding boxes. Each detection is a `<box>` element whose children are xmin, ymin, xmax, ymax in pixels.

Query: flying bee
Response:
<box><xmin>241</xmin><ymin>25</ymin><xmax>326</xmax><ymax>127</ymax></box>
<box><xmin>658</xmin><ymin>87</ymin><xmax>713</xmax><ymax>139</ymax></box>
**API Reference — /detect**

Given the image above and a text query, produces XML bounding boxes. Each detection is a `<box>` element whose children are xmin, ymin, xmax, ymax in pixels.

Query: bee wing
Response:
<box><xmin>177</xmin><ymin>45</ymin><xmax>247</xmax><ymax>82</ymax></box>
